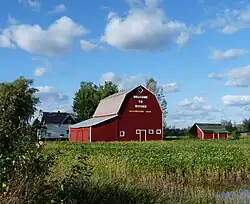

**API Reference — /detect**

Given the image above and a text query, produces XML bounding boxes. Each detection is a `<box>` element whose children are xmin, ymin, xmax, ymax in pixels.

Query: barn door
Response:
<box><xmin>136</xmin><ymin>129</ymin><xmax>147</xmax><ymax>141</ymax></box>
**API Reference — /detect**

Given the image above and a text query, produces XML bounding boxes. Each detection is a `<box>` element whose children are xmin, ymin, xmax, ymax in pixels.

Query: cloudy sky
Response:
<box><xmin>1</xmin><ymin>0</ymin><xmax>250</xmax><ymax>127</ymax></box>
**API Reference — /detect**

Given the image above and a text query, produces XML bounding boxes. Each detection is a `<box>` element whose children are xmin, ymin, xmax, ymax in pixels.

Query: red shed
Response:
<box><xmin>70</xmin><ymin>85</ymin><xmax>163</xmax><ymax>142</ymax></box>
<box><xmin>189</xmin><ymin>123</ymin><xmax>229</xmax><ymax>140</ymax></box>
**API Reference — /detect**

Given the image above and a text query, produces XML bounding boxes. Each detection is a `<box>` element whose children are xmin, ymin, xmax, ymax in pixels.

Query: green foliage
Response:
<box><xmin>145</xmin><ymin>78</ymin><xmax>167</xmax><ymax>128</ymax></box>
<box><xmin>44</xmin><ymin>140</ymin><xmax>250</xmax><ymax>203</ymax></box>
<box><xmin>0</xmin><ymin>77</ymin><xmax>39</xmax><ymax>191</ymax></box>
<box><xmin>242</xmin><ymin>118</ymin><xmax>250</xmax><ymax>132</ymax></box>
<box><xmin>221</xmin><ymin>120</ymin><xmax>237</xmax><ymax>133</ymax></box>
<box><xmin>73</xmin><ymin>81</ymin><xmax>118</xmax><ymax>121</ymax></box>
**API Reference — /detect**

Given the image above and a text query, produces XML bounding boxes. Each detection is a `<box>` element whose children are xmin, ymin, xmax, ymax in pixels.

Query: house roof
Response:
<box><xmin>42</xmin><ymin>112</ymin><xmax>76</xmax><ymax>124</ymax></box>
<box><xmin>194</xmin><ymin>123</ymin><xmax>229</xmax><ymax>133</ymax></box>
<box><xmin>92</xmin><ymin>85</ymin><xmax>162</xmax><ymax>117</ymax></box>
<box><xmin>70</xmin><ymin>115</ymin><xmax>117</xmax><ymax>128</ymax></box>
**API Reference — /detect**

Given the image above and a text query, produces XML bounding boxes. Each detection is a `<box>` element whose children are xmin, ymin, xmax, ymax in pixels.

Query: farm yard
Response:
<box><xmin>43</xmin><ymin>139</ymin><xmax>250</xmax><ymax>203</ymax></box>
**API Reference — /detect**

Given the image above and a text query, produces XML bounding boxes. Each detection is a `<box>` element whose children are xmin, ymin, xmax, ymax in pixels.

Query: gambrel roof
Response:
<box><xmin>92</xmin><ymin>85</ymin><xmax>162</xmax><ymax>117</ymax></box>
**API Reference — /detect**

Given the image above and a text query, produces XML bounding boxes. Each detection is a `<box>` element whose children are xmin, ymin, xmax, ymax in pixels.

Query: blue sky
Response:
<box><xmin>1</xmin><ymin>0</ymin><xmax>250</xmax><ymax>128</ymax></box>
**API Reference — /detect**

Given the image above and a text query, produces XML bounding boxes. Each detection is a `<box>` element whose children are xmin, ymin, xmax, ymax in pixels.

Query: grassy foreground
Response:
<box><xmin>44</xmin><ymin>139</ymin><xmax>250</xmax><ymax>203</ymax></box>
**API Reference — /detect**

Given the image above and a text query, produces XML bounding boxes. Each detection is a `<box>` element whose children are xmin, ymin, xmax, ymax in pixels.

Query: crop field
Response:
<box><xmin>44</xmin><ymin>139</ymin><xmax>250</xmax><ymax>203</ymax></box>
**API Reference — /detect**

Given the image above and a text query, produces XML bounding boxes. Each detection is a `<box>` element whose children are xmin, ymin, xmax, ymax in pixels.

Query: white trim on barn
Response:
<box><xmin>196</xmin><ymin>124</ymin><xmax>205</xmax><ymax>139</ymax></box>
<box><xmin>90</xmin><ymin>127</ymin><xmax>92</xmax><ymax>143</ymax></box>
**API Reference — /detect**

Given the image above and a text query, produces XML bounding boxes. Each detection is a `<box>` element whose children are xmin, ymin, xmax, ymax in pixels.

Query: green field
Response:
<box><xmin>44</xmin><ymin>139</ymin><xmax>250</xmax><ymax>203</ymax></box>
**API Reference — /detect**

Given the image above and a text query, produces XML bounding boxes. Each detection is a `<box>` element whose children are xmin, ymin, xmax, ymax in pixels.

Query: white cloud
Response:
<box><xmin>100</xmin><ymin>72</ymin><xmax>145</xmax><ymax>90</ymax></box>
<box><xmin>34</xmin><ymin>67</ymin><xmax>46</xmax><ymax>77</ymax></box>
<box><xmin>36</xmin><ymin>86</ymin><xmax>69</xmax><ymax>102</ymax></box>
<box><xmin>48</xmin><ymin>4</ymin><xmax>66</xmax><ymax>14</ymax></box>
<box><xmin>36</xmin><ymin>86</ymin><xmax>71</xmax><ymax>112</ymax></box>
<box><xmin>101</xmin><ymin>0</ymin><xmax>203</xmax><ymax>51</ymax></box>
<box><xmin>80</xmin><ymin>40</ymin><xmax>104</xmax><ymax>52</ymax></box>
<box><xmin>222</xmin><ymin>95</ymin><xmax>250</xmax><ymax>106</ymax></box>
<box><xmin>179</xmin><ymin>96</ymin><xmax>205</xmax><ymax>107</ymax></box>
<box><xmin>208</xmin><ymin>72</ymin><xmax>224</xmax><ymax>80</ymax></box>
<box><xmin>0</xmin><ymin>30</ymin><xmax>14</xmax><ymax>48</ymax></box>
<box><xmin>18</xmin><ymin>0</ymin><xmax>41</xmax><ymax>11</ymax></box>
<box><xmin>225</xmin><ymin>65</ymin><xmax>250</xmax><ymax>87</ymax></box>
<box><xmin>210</xmin><ymin>48</ymin><xmax>246</xmax><ymax>61</ymax></box>
<box><xmin>1</xmin><ymin>16</ymin><xmax>86</xmax><ymax>56</ymax></box>
<box><xmin>162</xmin><ymin>83</ymin><xmax>180</xmax><ymax>93</ymax></box>
<box><xmin>208</xmin><ymin>5</ymin><xmax>250</xmax><ymax>34</ymax></box>
<box><xmin>8</xmin><ymin>15</ymin><xmax>18</xmax><ymax>25</ymax></box>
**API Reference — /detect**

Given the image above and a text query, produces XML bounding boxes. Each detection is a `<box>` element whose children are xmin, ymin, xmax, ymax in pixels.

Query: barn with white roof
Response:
<box><xmin>69</xmin><ymin>85</ymin><xmax>163</xmax><ymax>142</ymax></box>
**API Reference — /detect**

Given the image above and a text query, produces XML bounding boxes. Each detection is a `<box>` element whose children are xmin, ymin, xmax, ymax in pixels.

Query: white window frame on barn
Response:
<box><xmin>136</xmin><ymin>129</ymin><xmax>141</xmax><ymax>134</ymax></box>
<box><xmin>156</xmin><ymin>129</ymin><xmax>161</xmax><ymax>134</ymax></box>
<box><xmin>149</xmin><ymin>129</ymin><xmax>154</xmax><ymax>134</ymax></box>
<box><xmin>120</xmin><ymin>131</ymin><xmax>125</xmax><ymax>137</ymax></box>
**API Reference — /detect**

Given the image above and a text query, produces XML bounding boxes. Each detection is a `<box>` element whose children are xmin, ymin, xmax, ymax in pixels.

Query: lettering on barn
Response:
<box><xmin>70</xmin><ymin>85</ymin><xmax>163</xmax><ymax>143</ymax></box>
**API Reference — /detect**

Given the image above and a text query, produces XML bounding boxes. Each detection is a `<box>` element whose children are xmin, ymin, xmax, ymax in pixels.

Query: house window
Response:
<box><xmin>66</xmin><ymin>130</ymin><xmax>69</xmax><ymax>134</ymax></box>
<box><xmin>156</xmin><ymin>129</ymin><xmax>161</xmax><ymax>134</ymax></box>
<box><xmin>136</xmin><ymin>129</ymin><xmax>141</xmax><ymax>134</ymax></box>
<box><xmin>120</xmin><ymin>131</ymin><xmax>125</xmax><ymax>137</ymax></box>
<box><xmin>149</xmin><ymin>129</ymin><xmax>154</xmax><ymax>134</ymax></box>
<box><xmin>60</xmin><ymin>134</ymin><xmax>64</xmax><ymax>137</ymax></box>
<box><xmin>68</xmin><ymin>119</ymin><xmax>72</xmax><ymax>124</ymax></box>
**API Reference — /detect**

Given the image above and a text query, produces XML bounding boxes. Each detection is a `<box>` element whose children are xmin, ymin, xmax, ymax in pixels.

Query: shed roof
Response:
<box><xmin>42</xmin><ymin>111</ymin><xmax>77</xmax><ymax>124</ymax></box>
<box><xmin>70</xmin><ymin>115</ymin><xmax>117</xmax><ymax>128</ymax></box>
<box><xmin>195</xmin><ymin>123</ymin><xmax>229</xmax><ymax>133</ymax></box>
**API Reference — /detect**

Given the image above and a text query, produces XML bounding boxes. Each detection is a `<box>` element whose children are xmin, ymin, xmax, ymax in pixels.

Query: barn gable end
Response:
<box><xmin>93</xmin><ymin>85</ymin><xmax>162</xmax><ymax>118</ymax></box>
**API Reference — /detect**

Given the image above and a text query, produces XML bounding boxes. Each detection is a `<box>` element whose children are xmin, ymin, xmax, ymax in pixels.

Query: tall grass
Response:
<box><xmin>43</xmin><ymin>139</ymin><xmax>250</xmax><ymax>203</ymax></box>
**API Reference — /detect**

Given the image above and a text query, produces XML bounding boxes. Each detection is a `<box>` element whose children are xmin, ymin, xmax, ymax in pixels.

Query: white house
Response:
<box><xmin>39</xmin><ymin>111</ymin><xmax>77</xmax><ymax>140</ymax></box>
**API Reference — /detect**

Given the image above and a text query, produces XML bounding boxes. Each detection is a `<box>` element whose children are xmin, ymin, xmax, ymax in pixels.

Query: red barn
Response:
<box><xmin>189</xmin><ymin>123</ymin><xmax>229</xmax><ymax>139</ymax></box>
<box><xmin>70</xmin><ymin>85</ymin><xmax>163</xmax><ymax>142</ymax></box>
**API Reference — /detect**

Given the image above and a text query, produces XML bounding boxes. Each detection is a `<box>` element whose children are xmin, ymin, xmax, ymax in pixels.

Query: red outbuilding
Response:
<box><xmin>189</xmin><ymin>123</ymin><xmax>229</xmax><ymax>140</ymax></box>
<box><xmin>69</xmin><ymin>85</ymin><xmax>163</xmax><ymax>142</ymax></box>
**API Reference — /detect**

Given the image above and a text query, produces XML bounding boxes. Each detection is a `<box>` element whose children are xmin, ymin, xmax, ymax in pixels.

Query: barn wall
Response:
<box><xmin>204</xmin><ymin>133</ymin><xmax>214</xmax><ymax>139</ymax></box>
<box><xmin>92</xmin><ymin>118</ymin><xmax>118</xmax><ymax>142</ymax></box>
<box><xmin>197</xmin><ymin>128</ymin><xmax>204</xmax><ymax>139</ymax></box>
<box><xmin>219</xmin><ymin>133</ymin><xmax>228</xmax><ymax>139</ymax></box>
<box><xmin>118</xmin><ymin>87</ymin><xmax>162</xmax><ymax>141</ymax></box>
<box><xmin>70</xmin><ymin>128</ymin><xmax>90</xmax><ymax>142</ymax></box>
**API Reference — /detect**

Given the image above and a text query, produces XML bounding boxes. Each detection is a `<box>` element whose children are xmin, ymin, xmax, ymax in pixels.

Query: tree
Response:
<box><xmin>242</xmin><ymin>118</ymin><xmax>250</xmax><ymax>132</ymax></box>
<box><xmin>73</xmin><ymin>81</ymin><xmax>118</xmax><ymax>121</ymax></box>
<box><xmin>145</xmin><ymin>78</ymin><xmax>168</xmax><ymax>129</ymax></box>
<box><xmin>98</xmin><ymin>81</ymin><xmax>119</xmax><ymax>99</ymax></box>
<box><xmin>0</xmin><ymin>77</ymin><xmax>40</xmax><ymax>192</ymax></box>
<box><xmin>221</xmin><ymin>120</ymin><xmax>237</xmax><ymax>133</ymax></box>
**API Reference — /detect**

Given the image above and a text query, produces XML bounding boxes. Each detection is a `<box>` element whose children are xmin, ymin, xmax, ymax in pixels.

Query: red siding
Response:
<box><xmin>117</xmin><ymin>88</ymin><xmax>162</xmax><ymax>141</ymax></box>
<box><xmin>197</xmin><ymin>128</ymin><xmax>203</xmax><ymax>139</ymax></box>
<box><xmin>70</xmin><ymin>86</ymin><xmax>163</xmax><ymax>143</ymax></box>
<box><xmin>92</xmin><ymin>119</ymin><xmax>118</xmax><ymax>142</ymax></box>
<box><xmin>219</xmin><ymin>133</ymin><xmax>228</xmax><ymax>139</ymax></box>
<box><xmin>204</xmin><ymin>133</ymin><xmax>214</xmax><ymax>139</ymax></box>
<box><xmin>70</xmin><ymin>128</ymin><xmax>90</xmax><ymax>142</ymax></box>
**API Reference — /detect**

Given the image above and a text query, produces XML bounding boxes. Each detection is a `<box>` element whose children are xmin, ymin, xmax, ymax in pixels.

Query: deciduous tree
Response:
<box><xmin>145</xmin><ymin>77</ymin><xmax>168</xmax><ymax>129</ymax></box>
<box><xmin>73</xmin><ymin>81</ymin><xmax>118</xmax><ymax>121</ymax></box>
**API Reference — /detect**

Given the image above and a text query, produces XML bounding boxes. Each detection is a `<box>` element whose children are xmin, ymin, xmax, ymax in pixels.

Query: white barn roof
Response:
<box><xmin>93</xmin><ymin>90</ymin><xmax>130</xmax><ymax>117</ymax></box>
<box><xmin>70</xmin><ymin>115</ymin><xmax>116</xmax><ymax>128</ymax></box>
<box><xmin>93</xmin><ymin>85</ymin><xmax>162</xmax><ymax>117</ymax></box>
